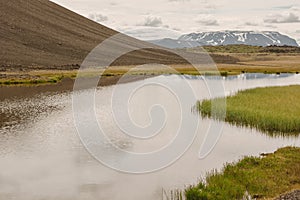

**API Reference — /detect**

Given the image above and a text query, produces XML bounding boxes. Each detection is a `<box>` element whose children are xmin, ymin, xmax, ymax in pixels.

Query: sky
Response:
<box><xmin>51</xmin><ymin>0</ymin><xmax>300</xmax><ymax>43</ymax></box>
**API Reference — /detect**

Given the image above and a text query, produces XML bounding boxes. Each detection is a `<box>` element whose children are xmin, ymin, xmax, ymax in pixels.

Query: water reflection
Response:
<box><xmin>0</xmin><ymin>73</ymin><xmax>299</xmax><ymax>200</ymax></box>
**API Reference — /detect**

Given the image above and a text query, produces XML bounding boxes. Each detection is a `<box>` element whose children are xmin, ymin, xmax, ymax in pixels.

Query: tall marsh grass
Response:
<box><xmin>197</xmin><ymin>85</ymin><xmax>300</xmax><ymax>135</ymax></box>
<box><xmin>185</xmin><ymin>147</ymin><xmax>300</xmax><ymax>200</ymax></box>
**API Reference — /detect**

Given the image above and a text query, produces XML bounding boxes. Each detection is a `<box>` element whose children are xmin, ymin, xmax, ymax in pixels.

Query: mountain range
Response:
<box><xmin>149</xmin><ymin>31</ymin><xmax>299</xmax><ymax>49</ymax></box>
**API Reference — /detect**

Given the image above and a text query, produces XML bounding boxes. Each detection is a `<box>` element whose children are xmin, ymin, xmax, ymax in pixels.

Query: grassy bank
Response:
<box><xmin>184</xmin><ymin>45</ymin><xmax>300</xmax><ymax>74</ymax></box>
<box><xmin>0</xmin><ymin>69</ymin><xmax>118</xmax><ymax>86</ymax></box>
<box><xmin>1</xmin><ymin>68</ymin><xmax>299</xmax><ymax>86</ymax></box>
<box><xmin>197</xmin><ymin>85</ymin><xmax>300</xmax><ymax>135</ymax></box>
<box><xmin>0</xmin><ymin>75</ymin><xmax>65</xmax><ymax>85</ymax></box>
<box><xmin>185</xmin><ymin>147</ymin><xmax>300</xmax><ymax>200</ymax></box>
<box><xmin>0</xmin><ymin>67</ymin><xmax>238</xmax><ymax>86</ymax></box>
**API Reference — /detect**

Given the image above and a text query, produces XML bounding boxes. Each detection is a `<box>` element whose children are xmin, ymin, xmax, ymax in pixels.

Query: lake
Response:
<box><xmin>0</xmin><ymin>73</ymin><xmax>299</xmax><ymax>200</ymax></box>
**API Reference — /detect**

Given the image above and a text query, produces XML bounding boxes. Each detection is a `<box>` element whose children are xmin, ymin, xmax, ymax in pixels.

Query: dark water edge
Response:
<box><xmin>0</xmin><ymin>78</ymin><xmax>74</xmax><ymax>100</ymax></box>
<box><xmin>0</xmin><ymin>75</ymin><xmax>152</xmax><ymax>130</ymax></box>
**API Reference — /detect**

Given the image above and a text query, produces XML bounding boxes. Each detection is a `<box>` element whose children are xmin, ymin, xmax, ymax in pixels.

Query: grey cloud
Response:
<box><xmin>139</xmin><ymin>16</ymin><xmax>166</xmax><ymax>27</ymax></box>
<box><xmin>88</xmin><ymin>13</ymin><xmax>108</xmax><ymax>23</ymax></box>
<box><xmin>265</xmin><ymin>24</ymin><xmax>277</xmax><ymax>28</ymax></box>
<box><xmin>172</xmin><ymin>27</ymin><xmax>182</xmax><ymax>31</ymax></box>
<box><xmin>272</xmin><ymin>5</ymin><xmax>294</xmax><ymax>10</ymax></box>
<box><xmin>122</xmin><ymin>27</ymin><xmax>181</xmax><ymax>40</ymax></box>
<box><xmin>244</xmin><ymin>22</ymin><xmax>259</xmax><ymax>26</ymax></box>
<box><xmin>203</xmin><ymin>20</ymin><xmax>218</xmax><ymax>26</ymax></box>
<box><xmin>264</xmin><ymin>13</ymin><xmax>300</xmax><ymax>23</ymax></box>
<box><xmin>291</xmin><ymin>5</ymin><xmax>300</xmax><ymax>11</ymax></box>
<box><xmin>110</xmin><ymin>2</ymin><xmax>118</xmax><ymax>6</ymax></box>
<box><xmin>195</xmin><ymin>15</ymin><xmax>219</xmax><ymax>26</ymax></box>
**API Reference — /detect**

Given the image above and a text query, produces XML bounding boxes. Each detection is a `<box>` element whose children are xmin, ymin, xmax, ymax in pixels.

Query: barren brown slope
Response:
<box><xmin>0</xmin><ymin>0</ymin><xmax>117</xmax><ymax>68</ymax></box>
<box><xmin>0</xmin><ymin>0</ymin><xmax>237</xmax><ymax>71</ymax></box>
<box><xmin>0</xmin><ymin>0</ymin><xmax>193</xmax><ymax>69</ymax></box>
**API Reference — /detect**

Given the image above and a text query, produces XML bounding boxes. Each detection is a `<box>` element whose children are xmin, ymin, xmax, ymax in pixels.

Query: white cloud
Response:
<box><xmin>265</xmin><ymin>24</ymin><xmax>277</xmax><ymax>28</ymax></box>
<box><xmin>141</xmin><ymin>16</ymin><xmax>163</xmax><ymax>27</ymax></box>
<box><xmin>51</xmin><ymin>0</ymin><xmax>300</xmax><ymax>40</ymax></box>
<box><xmin>121</xmin><ymin>27</ymin><xmax>181</xmax><ymax>40</ymax></box>
<box><xmin>264</xmin><ymin>13</ymin><xmax>300</xmax><ymax>23</ymax></box>
<box><xmin>137</xmin><ymin>16</ymin><xmax>169</xmax><ymax>28</ymax></box>
<box><xmin>88</xmin><ymin>13</ymin><xmax>108</xmax><ymax>22</ymax></box>
<box><xmin>244</xmin><ymin>22</ymin><xmax>259</xmax><ymax>26</ymax></box>
<box><xmin>195</xmin><ymin>14</ymin><xmax>219</xmax><ymax>26</ymax></box>
<box><xmin>290</xmin><ymin>5</ymin><xmax>300</xmax><ymax>11</ymax></box>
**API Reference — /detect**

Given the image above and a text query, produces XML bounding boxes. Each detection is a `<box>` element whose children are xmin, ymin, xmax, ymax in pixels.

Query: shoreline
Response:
<box><xmin>1</xmin><ymin>60</ymin><xmax>300</xmax><ymax>87</ymax></box>
<box><xmin>0</xmin><ymin>75</ymin><xmax>153</xmax><ymax>100</ymax></box>
<box><xmin>1</xmin><ymin>70</ymin><xmax>299</xmax><ymax>100</ymax></box>
<box><xmin>189</xmin><ymin>85</ymin><xmax>300</xmax><ymax>199</ymax></box>
<box><xmin>197</xmin><ymin>85</ymin><xmax>300</xmax><ymax>135</ymax></box>
<box><xmin>185</xmin><ymin>147</ymin><xmax>300</xmax><ymax>200</ymax></box>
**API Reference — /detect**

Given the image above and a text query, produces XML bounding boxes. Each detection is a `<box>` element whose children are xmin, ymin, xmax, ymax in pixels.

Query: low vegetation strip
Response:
<box><xmin>201</xmin><ymin>45</ymin><xmax>300</xmax><ymax>54</ymax></box>
<box><xmin>197</xmin><ymin>85</ymin><xmax>300</xmax><ymax>134</ymax></box>
<box><xmin>185</xmin><ymin>147</ymin><xmax>300</xmax><ymax>200</ymax></box>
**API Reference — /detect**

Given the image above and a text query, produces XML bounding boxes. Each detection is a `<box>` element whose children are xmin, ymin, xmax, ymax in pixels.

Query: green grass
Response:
<box><xmin>0</xmin><ymin>75</ymin><xmax>64</xmax><ymax>85</ymax></box>
<box><xmin>0</xmin><ymin>69</ymin><xmax>237</xmax><ymax>86</ymax></box>
<box><xmin>185</xmin><ymin>147</ymin><xmax>300</xmax><ymax>200</ymax></box>
<box><xmin>1</xmin><ymin>67</ymin><xmax>299</xmax><ymax>86</ymax></box>
<box><xmin>197</xmin><ymin>85</ymin><xmax>300</xmax><ymax>135</ymax></box>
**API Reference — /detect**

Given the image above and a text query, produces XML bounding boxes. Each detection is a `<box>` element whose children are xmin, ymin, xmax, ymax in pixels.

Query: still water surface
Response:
<box><xmin>0</xmin><ymin>73</ymin><xmax>299</xmax><ymax>200</ymax></box>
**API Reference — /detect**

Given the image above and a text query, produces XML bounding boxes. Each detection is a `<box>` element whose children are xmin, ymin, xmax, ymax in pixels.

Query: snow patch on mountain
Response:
<box><xmin>148</xmin><ymin>31</ymin><xmax>299</xmax><ymax>49</ymax></box>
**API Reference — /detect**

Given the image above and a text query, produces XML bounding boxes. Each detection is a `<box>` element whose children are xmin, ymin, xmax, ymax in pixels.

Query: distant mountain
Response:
<box><xmin>149</xmin><ymin>31</ymin><xmax>299</xmax><ymax>49</ymax></box>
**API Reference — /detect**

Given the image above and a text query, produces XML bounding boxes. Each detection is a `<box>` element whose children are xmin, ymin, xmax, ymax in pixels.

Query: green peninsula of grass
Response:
<box><xmin>197</xmin><ymin>85</ymin><xmax>300</xmax><ymax>135</ymax></box>
<box><xmin>185</xmin><ymin>147</ymin><xmax>300</xmax><ymax>200</ymax></box>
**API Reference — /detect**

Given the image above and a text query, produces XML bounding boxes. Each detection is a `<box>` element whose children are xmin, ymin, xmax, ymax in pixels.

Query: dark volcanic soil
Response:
<box><xmin>0</xmin><ymin>0</ymin><xmax>116</xmax><ymax>68</ymax></box>
<box><xmin>0</xmin><ymin>0</ymin><xmax>188</xmax><ymax>69</ymax></box>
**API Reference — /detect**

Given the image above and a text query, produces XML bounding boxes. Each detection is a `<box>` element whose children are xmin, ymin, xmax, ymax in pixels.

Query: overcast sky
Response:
<box><xmin>51</xmin><ymin>0</ymin><xmax>300</xmax><ymax>43</ymax></box>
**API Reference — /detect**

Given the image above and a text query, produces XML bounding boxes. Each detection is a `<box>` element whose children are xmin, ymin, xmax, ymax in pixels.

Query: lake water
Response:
<box><xmin>0</xmin><ymin>73</ymin><xmax>299</xmax><ymax>200</ymax></box>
